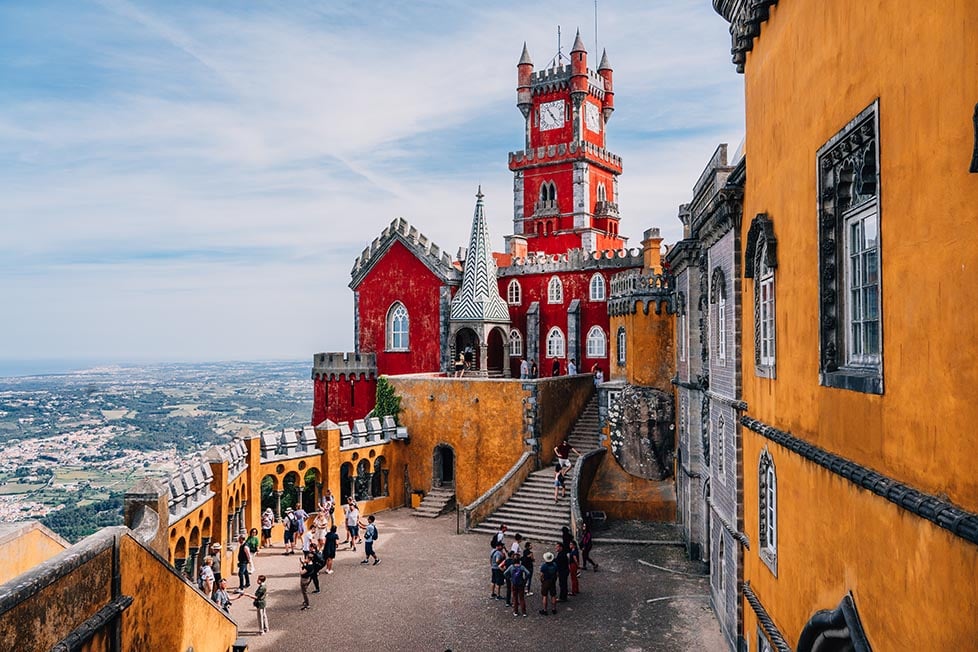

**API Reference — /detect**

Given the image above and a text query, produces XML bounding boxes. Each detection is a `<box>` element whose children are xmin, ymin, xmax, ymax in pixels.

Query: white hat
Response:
<box><xmin>543</xmin><ymin>552</ymin><xmax>554</xmax><ymax>562</ymax></box>
<box><xmin>210</xmin><ymin>542</ymin><xmax>222</xmax><ymax>550</ymax></box>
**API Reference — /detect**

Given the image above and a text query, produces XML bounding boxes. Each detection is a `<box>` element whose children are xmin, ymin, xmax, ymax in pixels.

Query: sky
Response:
<box><xmin>0</xmin><ymin>1</ymin><xmax>744</xmax><ymax>371</ymax></box>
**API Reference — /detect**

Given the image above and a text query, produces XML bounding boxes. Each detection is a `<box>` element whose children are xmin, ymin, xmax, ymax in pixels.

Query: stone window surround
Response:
<box><xmin>386</xmin><ymin>301</ymin><xmax>409</xmax><ymax>352</ymax></box>
<box><xmin>547</xmin><ymin>275</ymin><xmax>564</xmax><ymax>304</ymax></box>
<box><xmin>507</xmin><ymin>279</ymin><xmax>522</xmax><ymax>305</ymax></box>
<box><xmin>509</xmin><ymin>329</ymin><xmax>523</xmax><ymax>357</ymax></box>
<box><xmin>546</xmin><ymin>326</ymin><xmax>565</xmax><ymax>358</ymax></box>
<box><xmin>589</xmin><ymin>272</ymin><xmax>607</xmax><ymax>301</ymax></box>
<box><xmin>616</xmin><ymin>326</ymin><xmax>626</xmax><ymax>366</ymax></box>
<box><xmin>744</xmin><ymin>213</ymin><xmax>777</xmax><ymax>378</ymax></box>
<box><xmin>585</xmin><ymin>325</ymin><xmax>607</xmax><ymax>358</ymax></box>
<box><xmin>710</xmin><ymin>267</ymin><xmax>727</xmax><ymax>364</ymax></box>
<box><xmin>758</xmin><ymin>447</ymin><xmax>778</xmax><ymax>575</ymax></box>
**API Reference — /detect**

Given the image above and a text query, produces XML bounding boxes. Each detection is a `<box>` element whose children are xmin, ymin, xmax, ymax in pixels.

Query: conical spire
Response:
<box><xmin>598</xmin><ymin>48</ymin><xmax>611</xmax><ymax>70</ymax></box>
<box><xmin>519</xmin><ymin>42</ymin><xmax>533</xmax><ymax>66</ymax></box>
<box><xmin>450</xmin><ymin>188</ymin><xmax>510</xmax><ymax>323</ymax></box>
<box><xmin>571</xmin><ymin>29</ymin><xmax>587</xmax><ymax>53</ymax></box>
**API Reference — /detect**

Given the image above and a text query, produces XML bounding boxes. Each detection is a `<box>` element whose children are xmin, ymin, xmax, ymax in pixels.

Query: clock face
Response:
<box><xmin>539</xmin><ymin>100</ymin><xmax>565</xmax><ymax>131</ymax></box>
<box><xmin>585</xmin><ymin>102</ymin><xmax>601</xmax><ymax>132</ymax></box>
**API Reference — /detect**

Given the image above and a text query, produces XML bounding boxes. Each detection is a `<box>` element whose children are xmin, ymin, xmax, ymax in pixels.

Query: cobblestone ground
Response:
<box><xmin>230</xmin><ymin>509</ymin><xmax>726</xmax><ymax>652</ymax></box>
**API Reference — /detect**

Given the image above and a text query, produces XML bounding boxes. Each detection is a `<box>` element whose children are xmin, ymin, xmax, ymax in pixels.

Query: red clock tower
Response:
<box><xmin>508</xmin><ymin>31</ymin><xmax>624</xmax><ymax>256</ymax></box>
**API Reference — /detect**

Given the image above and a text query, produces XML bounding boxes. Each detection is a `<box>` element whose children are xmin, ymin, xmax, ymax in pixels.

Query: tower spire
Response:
<box><xmin>449</xmin><ymin>189</ymin><xmax>510</xmax><ymax>323</ymax></box>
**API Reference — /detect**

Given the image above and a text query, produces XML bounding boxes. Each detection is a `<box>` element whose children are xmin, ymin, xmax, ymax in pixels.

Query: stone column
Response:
<box><xmin>382</xmin><ymin>469</ymin><xmax>390</xmax><ymax>497</ymax></box>
<box><xmin>187</xmin><ymin>546</ymin><xmax>199</xmax><ymax>579</ymax></box>
<box><xmin>274</xmin><ymin>490</ymin><xmax>283</xmax><ymax>519</ymax></box>
<box><xmin>296</xmin><ymin>485</ymin><xmax>304</xmax><ymax>513</ymax></box>
<box><xmin>479</xmin><ymin>341</ymin><xmax>488</xmax><ymax>374</ymax></box>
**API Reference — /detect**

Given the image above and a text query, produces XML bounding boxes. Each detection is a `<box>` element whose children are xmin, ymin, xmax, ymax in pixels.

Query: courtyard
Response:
<box><xmin>229</xmin><ymin>509</ymin><xmax>726</xmax><ymax>651</ymax></box>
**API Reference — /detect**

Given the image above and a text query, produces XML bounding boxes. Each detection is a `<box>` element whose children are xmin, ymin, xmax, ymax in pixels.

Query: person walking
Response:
<box><xmin>344</xmin><ymin>500</ymin><xmax>361</xmax><ymax>551</ymax></box>
<box><xmin>490</xmin><ymin>541</ymin><xmax>506</xmax><ymax>600</ymax></box>
<box><xmin>505</xmin><ymin>557</ymin><xmax>529</xmax><ymax>617</ymax></box>
<box><xmin>568</xmin><ymin>358</ymin><xmax>577</xmax><ymax>375</ymax></box>
<box><xmin>591</xmin><ymin>363</ymin><xmax>604</xmax><ymax>386</ymax></box>
<box><xmin>253</xmin><ymin>575</ymin><xmax>269</xmax><ymax>635</ymax></box>
<box><xmin>282</xmin><ymin>508</ymin><xmax>298</xmax><ymax>555</ymax></box>
<box><xmin>520</xmin><ymin>358</ymin><xmax>529</xmax><ymax>379</ymax></box>
<box><xmin>580</xmin><ymin>522</ymin><xmax>599</xmax><ymax>571</ymax></box>
<box><xmin>323</xmin><ymin>525</ymin><xmax>339</xmax><ymax>574</ymax></box>
<box><xmin>454</xmin><ymin>353</ymin><xmax>465</xmax><ymax>377</ymax></box>
<box><xmin>555</xmin><ymin>542</ymin><xmax>570</xmax><ymax>602</ymax></box>
<box><xmin>260</xmin><ymin>508</ymin><xmax>274</xmax><ymax>548</ymax></box>
<box><xmin>246</xmin><ymin>528</ymin><xmax>260</xmax><ymax>557</ymax></box>
<box><xmin>554</xmin><ymin>439</ymin><xmax>581</xmax><ymax>470</ymax></box>
<box><xmin>359</xmin><ymin>514</ymin><xmax>381</xmax><ymax>565</ymax></box>
<box><xmin>209</xmin><ymin>542</ymin><xmax>223</xmax><ymax>583</ymax></box>
<box><xmin>554</xmin><ymin>464</ymin><xmax>568</xmax><ymax>502</ymax></box>
<box><xmin>568</xmin><ymin>540</ymin><xmax>581</xmax><ymax>595</ymax></box>
<box><xmin>530</xmin><ymin>361</ymin><xmax>538</xmax><ymax>378</ymax></box>
<box><xmin>299</xmin><ymin>551</ymin><xmax>316</xmax><ymax>610</ymax></box>
<box><xmin>199</xmin><ymin>556</ymin><xmax>215</xmax><ymax>598</ymax></box>
<box><xmin>551</xmin><ymin>359</ymin><xmax>561</xmax><ymax>376</ymax></box>
<box><xmin>309</xmin><ymin>543</ymin><xmax>325</xmax><ymax>593</ymax></box>
<box><xmin>237</xmin><ymin>534</ymin><xmax>253</xmax><ymax>589</ymax></box>
<box><xmin>538</xmin><ymin>552</ymin><xmax>558</xmax><ymax>615</ymax></box>
<box><xmin>321</xmin><ymin>489</ymin><xmax>336</xmax><ymax>528</ymax></box>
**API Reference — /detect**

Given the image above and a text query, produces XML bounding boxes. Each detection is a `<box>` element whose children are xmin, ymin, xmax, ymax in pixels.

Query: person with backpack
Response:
<box><xmin>359</xmin><ymin>514</ymin><xmax>381</xmax><ymax>565</ymax></box>
<box><xmin>489</xmin><ymin>541</ymin><xmax>506</xmax><ymax>600</ymax></box>
<box><xmin>504</xmin><ymin>556</ymin><xmax>529</xmax><ymax>617</ymax></box>
<box><xmin>308</xmin><ymin>543</ymin><xmax>325</xmax><ymax>592</ymax></box>
<box><xmin>490</xmin><ymin>523</ymin><xmax>507</xmax><ymax>549</ymax></box>
<box><xmin>283</xmin><ymin>508</ymin><xmax>298</xmax><ymax>555</ymax></box>
<box><xmin>501</xmin><ymin>550</ymin><xmax>517</xmax><ymax>606</ymax></box>
<box><xmin>538</xmin><ymin>551</ymin><xmax>558</xmax><ymax>615</ymax></box>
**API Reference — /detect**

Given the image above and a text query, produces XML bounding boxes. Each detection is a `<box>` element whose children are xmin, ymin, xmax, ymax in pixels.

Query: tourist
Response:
<box><xmin>209</xmin><ymin>542</ymin><xmax>223</xmax><ymax>583</ymax></box>
<box><xmin>323</xmin><ymin>525</ymin><xmax>339</xmax><ymax>574</ymax></box>
<box><xmin>568</xmin><ymin>358</ymin><xmax>577</xmax><ymax>375</ymax></box>
<box><xmin>521</xmin><ymin>542</ymin><xmax>535</xmax><ymax>597</ymax></box>
<box><xmin>212</xmin><ymin>577</ymin><xmax>235</xmax><ymax>613</ymax></box>
<box><xmin>530</xmin><ymin>361</ymin><xmax>538</xmax><ymax>378</ymax></box>
<box><xmin>554</xmin><ymin>464</ymin><xmax>567</xmax><ymax>502</ymax></box>
<box><xmin>551</xmin><ymin>359</ymin><xmax>560</xmax><ymax>376</ymax></box>
<box><xmin>293</xmin><ymin>505</ymin><xmax>309</xmax><ymax>537</ymax></box>
<box><xmin>490</xmin><ymin>523</ymin><xmax>507</xmax><ymax>549</ymax></box>
<box><xmin>510</xmin><ymin>532</ymin><xmax>523</xmax><ymax>558</ymax></box>
<box><xmin>301</xmin><ymin>522</ymin><xmax>315</xmax><ymax>555</ymax></box>
<box><xmin>299</xmin><ymin>551</ymin><xmax>316</xmax><ymax>610</ymax></box>
<box><xmin>309</xmin><ymin>543</ymin><xmax>324</xmax><ymax>593</ymax></box>
<box><xmin>454</xmin><ymin>353</ymin><xmax>465</xmax><ymax>377</ymax></box>
<box><xmin>321</xmin><ymin>488</ymin><xmax>336</xmax><ymax>528</ymax></box>
<box><xmin>345</xmin><ymin>500</ymin><xmax>361</xmax><ymax>551</ymax></box>
<box><xmin>490</xmin><ymin>541</ymin><xmax>506</xmax><ymax>600</ymax></box>
<box><xmin>283</xmin><ymin>508</ymin><xmax>298</xmax><ymax>555</ymax></box>
<box><xmin>561</xmin><ymin>525</ymin><xmax>573</xmax><ymax>549</ymax></box>
<box><xmin>538</xmin><ymin>551</ymin><xmax>558</xmax><ymax>615</ymax></box>
<box><xmin>591</xmin><ymin>363</ymin><xmax>604</xmax><ymax>386</ymax></box>
<box><xmin>568</xmin><ymin>540</ymin><xmax>581</xmax><ymax>595</ymax></box>
<box><xmin>252</xmin><ymin>575</ymin><xmax>269</xmax><ymax>635</ymax></box>
<box><xmin>246</xmin><ymin>528</ymin><xmax>260</xmax><ymax>556</ymax></box>
<box><xmin>199</xmin><ymin>556</ymin><xmax>215</xmax><ymax>598</ymax></box>
<box><xmin>555</xmin><ymin>542</ymin><xmax>570</xmax><ymax>602</ymax></box>
<box><xmin>554</xmin><ymin>439</ymin><xmax>580</xmax><ymax>469</ymax></box>
<box><xmin>520</xmin><ymin>357</ymin><xmax>529</xmax><ymax>379</ymax></box>
<box><xmin>504</xmin><ymin>556</ymin><xmax>529</xmax><ymax>617</ymax></box>
<box><xmin>313</xmin><ymin>509</ymin><xmax>328</xmax><ymax>549</ymax></box>
<box><xmin>580</xmin><ymin>522</ymin><xmax>599</xmax><ymax>571</ymax></box>
<box><xmin>237</xmin><ymin>534</ymin><xmax>253</xmax><ymax>589</ymax></box>
<box><xmin>261</xmin><ymin>508</ymin><xmax>274</xmax><ymax>548</ymax></box>
<box><xmin>502</xmin><ymin>550</ymin><xmax>517</xmax><ymax>606</ymax></box>
<box><xmin>359</xmin><ymin>514</ymin><xmax>381</xmax><ymax>565</ymax></box>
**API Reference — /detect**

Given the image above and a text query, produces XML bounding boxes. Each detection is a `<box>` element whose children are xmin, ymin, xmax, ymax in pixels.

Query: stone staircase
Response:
<box><xmin>470</xmin><ymin>395</ymin><xmax>601</xmax><ymax>542</ymax></box>
<box><xmin>412</xmin><ymin>486</ymin><xmax>456</xmax><ymax>518</ymax></box>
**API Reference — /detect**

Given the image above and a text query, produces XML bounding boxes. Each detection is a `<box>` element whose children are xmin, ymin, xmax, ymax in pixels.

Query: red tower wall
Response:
<box><xmin>355</xmin><ymin>240</ymin><xmax>452</xmax><ymax>375</ymax></box>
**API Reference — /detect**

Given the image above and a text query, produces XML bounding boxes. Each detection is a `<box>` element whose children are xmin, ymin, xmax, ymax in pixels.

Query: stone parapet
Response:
<box><xmin>509</xmin><ymin>140</ymin><xmax>622</xmax><ymax>172</ymax></box>
<box><xmin>350</xmin><ymin>217</ymin><xmax>460</xmax><ymax>289</ymax></box>
<box><xmin>608</xmin><ymin>268</ymin><xmax>674</xmax><ymax>316</ymax></box>
<box><xmin>166</xmin><ymin>459</ymin><xmax>215</xmax><ymax>525</ymax></box>
<box><xmin>258</xmin><ymin>426</ymin><xmax>323</xmax><ymax>461</ymax></box>
<box><xmin>312</xmin><ymin>352</ymin><xmax>377</xmax><ymax>380</ymax></box>
<box><xmin>498</xmin><ymin>247</ymin><xmax>642</xmax><ymax>276</ymax></box>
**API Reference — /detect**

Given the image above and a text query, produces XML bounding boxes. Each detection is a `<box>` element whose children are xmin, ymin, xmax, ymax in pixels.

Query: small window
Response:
<box><xmin>746</xmin><ymin>214</ymin><xmax>777</xmax><ymax>377</ymax></box>
<box><xmin>547</xmin><ymin>276</ymin><xmax>564</xmax><ymax>304</ymax></box>
<box><xmin>586</xmin><ymin>326</ymin><xmax>606</xmax><ymax>358</ymax></box>
<box><xmin>758</xmin><ymin>449</ymin><xmax>778</xmax><ymax>574</ymax></box>
<box><xmin>711</xmin><ymin>268</ymin><xmax>727</xmax><ymax>364</ymax></box>
<box><xmin>507</xmin><ymin>279</ymin><xmax>522</xmax><ymax>305</ymax></box>
<box><xmin>717</xmin><ymin>530</ymin><xmax>725</xmax><ymax>592</ymax></box>
<box><xmin>716</xmin><ymin>414</ymin><xmax>725</xmax><ymax>475</ymax></box>
<box><xmin>546</xmin><ymin>327</ymin><xmax>565</xmax><ymax>358</ymax></box>
<box><xmin>589</xmin><ymin>273</ymin><xmax>606</xmax><ymax>301</ymax></box>
<box><xmin>510</xmin><ymin>330</ymin><xmax>523</xmax><ymax>357</ymax></box>
<box><xmin>387</xmin><ymin>302</ymin><xmax>409</xmax><ymax>351</ymax></box>
<box><xmin>616</xmin><ymin>327</ymin><xmax>626</xmax><ymax>366</ymax></box>
<box><xmin>677</xmin><ymin>292</ymin><xmax>687</xmax><ymax>362</ymax></box>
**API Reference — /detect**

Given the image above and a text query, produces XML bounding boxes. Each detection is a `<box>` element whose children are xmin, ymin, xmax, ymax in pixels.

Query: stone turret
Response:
<box><xmin>598</xmin><ymin>49</ymin><xmax>614</xmax><ymax>122</ymax></box>
<box><xmin>517</xmin><ymin>42</ymin><xmax>534</xmax><ymax>120</ymax></box>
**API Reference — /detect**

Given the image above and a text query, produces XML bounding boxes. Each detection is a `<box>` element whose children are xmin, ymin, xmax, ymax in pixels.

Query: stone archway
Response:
<box><xmin>487</xmin><ymin>327</ymin><xmax>505</xmax><ymax>376</ymax></box>
<box><xmin>433</xmin><ymin>444</ymin><xmax>456</xmax><ymax>488</ymax></box>
<box><xmin>454</xmin><ymin>328</ymin><xmax>479</xmax><ymax>372</ymax></box>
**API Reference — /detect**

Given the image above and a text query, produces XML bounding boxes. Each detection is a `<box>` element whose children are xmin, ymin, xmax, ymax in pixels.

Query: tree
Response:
<box><xmin>369</xmin><ymin>377</ymin><xmax>401</xmax><ymax>425</ymax></box>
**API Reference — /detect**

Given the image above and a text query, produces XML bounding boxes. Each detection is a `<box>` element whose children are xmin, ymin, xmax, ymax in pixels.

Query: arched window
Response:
<box><xmin>507</xmin><ymin>279</ymin><xmax>522</xmax><ymax>305</ymax></box>
<box><xmin>387</xmin><ymin>302</ymin><xmax>409</xmax><ymax>351</ymax></box>
<box><xmin>596</xmin><ymin>182</ymin><xmax>607</xmax><ymax>202</ymax></box>
<box><xmin>510</xmin><ymin>330</ymin><xmax>523</xmax><ymax>357</ymax></box>
<box><xmin>758</xmin><ymin>449</ymin><xmax>778</xmax><ymax>573</ymax></box>
<box><xmin>746</xmin><ymin>213</ymin><xmax>777</xmax><ymax>378</ymax></box>
<box><xmin>589</xmin><ymin>273</ymin><xmax>606</xmax><ymax>301</ymax></box>
<box><xmin>717</xmin><ymin>414</ymin><xmax>725</xmax><ymax>475</ymax></box>
<box><xmin>546</xmin><ymin>327</ymin><xmax>565</xmax><ymax>359</ymax></box>
<box><xmin>586</xmin><ymin>326</ymin><xmax>606</xmax><ymax>358</ymax></box>
<box><xmin>711</xmin><ymin>267</ymin><xmax>727</xmax><ymax>363</ymax></box>
<box><xmin>616</xmin><ymin>327</ymin><xmax>626</xmax><ymax>366</ymax></box>
<box><xmin>547</xmin><ymin>276</ymin><xmax>563</xmax><ymax>304</ymax></box>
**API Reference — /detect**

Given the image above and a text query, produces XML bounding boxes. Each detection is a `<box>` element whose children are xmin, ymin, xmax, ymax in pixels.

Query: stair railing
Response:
<box><xmin>569</xmin><ymin>447</ymin><xmax>607</xmax><ymax>542</ymax></box>
<box><xmin>459</xmin><ymin>451</ymin><xmax>535</xmax><ymax>533</ymax></box>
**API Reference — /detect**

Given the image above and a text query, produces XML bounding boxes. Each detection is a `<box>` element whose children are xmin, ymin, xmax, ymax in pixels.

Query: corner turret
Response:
<box><xmin>570</xmin><ymin>30</ymin><xmax>588</xmax><ymax>96</ymax></box>
<box><xmin>517</xmin><ymin>42</ymin><xmax>534</xmax><ymax>120</ymax></box>
<box><xmin>598</xmin><ymin>49</ymin><xmax>615</xmax><ymax>123</ymax></box>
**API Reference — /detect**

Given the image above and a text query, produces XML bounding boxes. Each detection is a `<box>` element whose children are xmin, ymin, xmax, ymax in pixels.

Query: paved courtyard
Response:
<box><xmin>228</xmin><ymin>509</ymin><xmax>726</xmax><ymax>651</ymax></box>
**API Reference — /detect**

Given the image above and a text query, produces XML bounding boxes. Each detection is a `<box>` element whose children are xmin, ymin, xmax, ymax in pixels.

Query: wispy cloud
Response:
<box><xmin>0</xmin><ymin>0</ymin><xmax>743</xmax><ymax>363</ymax></box>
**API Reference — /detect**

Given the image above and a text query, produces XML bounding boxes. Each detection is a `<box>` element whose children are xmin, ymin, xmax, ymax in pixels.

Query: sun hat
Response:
<box><xmin>543</xmin><ymin>552</ymin><xmax>554</xmax><ymax>562</ymax></box>
<box><xmin>210</xmin><ymin>542</ymin><xmax>221</xmax><ymax>550</ymax></box>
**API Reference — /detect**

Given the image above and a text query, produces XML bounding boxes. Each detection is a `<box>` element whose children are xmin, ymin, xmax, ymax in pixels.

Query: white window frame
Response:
<box><xmin>758</xmin><ymin>257</ymin><xmax>776</xmax><ymax>370</ymax></box>
<box><xmin>589</xmin><ymin>273</ymin><xmax>606</xmax><ymax>301</ymax></box>
<box><xmin>387</xmin><ymin>302</ymin><xmax>409</xmax><ymax>351</ymax></box>
<box><xmin>716</xmin><ymin>413</ymin><xmax>725</xmax><ymax>476</ymax></box>
<box><xmin>509</xmin><ymin>330</ymin><xmax>523</xmax><ymax>357</ymax></box>
<box><xmin>507</xmin><ymin>279</ymin><xmax>522</xmax><ymax>305</ymax></box>
<box><xmin>546</xmin><ymin>327</ymin><xmax>565</xmax><ymax>359</ymax></box>
<box><xmin>585</xmin><ymin>326</ymin><xmax>606</xmax><ymax>358</ymax></box>
<box><xmin>844</xmin><ymin>200</ymin><xmax>881</xmax><ymax>369</ymax></box>
<box><xmin>547</xmin><ymin>276</ymin><xmax>564</xmax><ymax>304</ymax></box>
<box><xmin>616</xmin><ymin>327</ymin><xmax>626</xmax><ymax>366</ymax></box>
<box><xmin>758</xmin><ymin>449</ymin><xmax>778</xmax><ymax>575</ymax></box>
<box><xmin>717</xmin><ymin>291</ymin><xmax>726</xmax><ymax>362</ymax></box>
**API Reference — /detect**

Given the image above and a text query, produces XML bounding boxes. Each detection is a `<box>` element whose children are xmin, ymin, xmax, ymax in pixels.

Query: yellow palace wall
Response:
<box><xmin>739</xmin><ymin>0</ymin><xmax>978</xmax><ymax>647</ymax></box>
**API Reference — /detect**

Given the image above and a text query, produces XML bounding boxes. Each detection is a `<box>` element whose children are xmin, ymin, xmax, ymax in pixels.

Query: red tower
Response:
<box><xmin>508</xmin><ymin>33</ymin><xmax>624</xmax><ymax>256</ymax></box>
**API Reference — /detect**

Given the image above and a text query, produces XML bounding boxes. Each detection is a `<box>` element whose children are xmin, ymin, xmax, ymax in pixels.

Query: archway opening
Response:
<box><xmin>340</xmin><ymin>462</ymin><xmax>353</xmax><ymax>504</ymax></box>
<box><xmin>433</xmin><ymin>444</ymin><xmax>456</xmax><ymax>488</ymax></box>
<box><xmin>455</xmin><ymin>328</ymin><xmax>479</xmax><ymax>372</ymax></box>
<box><xmin>487</xmin><ymin>328</ymin><xmax>505</xmax><ymax>376</ymax></box>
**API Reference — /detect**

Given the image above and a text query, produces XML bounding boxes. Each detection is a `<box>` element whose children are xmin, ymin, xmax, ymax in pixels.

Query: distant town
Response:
<box><xmin>0</xmin><ymin>361</ymin><xmax>311</xmax><ymax>537</ymax></box>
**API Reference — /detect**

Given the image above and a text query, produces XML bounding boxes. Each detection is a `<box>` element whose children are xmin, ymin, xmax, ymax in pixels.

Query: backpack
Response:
<box><xmin>510</xmin><ymin>565</ymin><xmax>526</xmax><ymax>589</ymax></box>
<box><xmin>368</xmin><ymin>523</ymin><xmax>378</xmax><ymax>541</ymax></box>
<box><xmin>286</xmin><ymin>514</ymin><xmax>298</xmax><ymax>533</ymax></box>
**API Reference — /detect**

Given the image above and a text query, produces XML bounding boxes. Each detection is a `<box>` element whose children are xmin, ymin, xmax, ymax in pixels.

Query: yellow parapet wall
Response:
<box><xmin>0</xmin><ymin>522</ymin><xmax>69</xmax><ymax>587</ymax></box>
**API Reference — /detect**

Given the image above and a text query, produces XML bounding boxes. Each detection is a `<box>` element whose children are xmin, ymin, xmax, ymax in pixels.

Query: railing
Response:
<box><xmin>594</xmin><ymin>201</ymin><xmax>619</xmax><ymax>217</ymax></box>
<box><xmin>534</xmin><ymin>199</ymin><xmax>559</xmax><ymax>216</ymax></box>
<box><xmin>570</xmin><ymin>447</ymin><xmax>607</xmax><ymax>541</ymax></box>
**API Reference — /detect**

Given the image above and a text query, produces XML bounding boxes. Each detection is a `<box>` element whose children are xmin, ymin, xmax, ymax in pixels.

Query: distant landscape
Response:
<box><xmin>0</xmin><ymin>360</ymin><xmax>313</xmax><ymax>542</ymax></box>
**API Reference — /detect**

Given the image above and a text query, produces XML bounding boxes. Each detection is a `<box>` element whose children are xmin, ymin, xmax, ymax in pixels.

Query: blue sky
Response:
<box><xmin>0</xmin><ymin>1</ymin><xmax>744</xmax><ymax>369</ymax></box>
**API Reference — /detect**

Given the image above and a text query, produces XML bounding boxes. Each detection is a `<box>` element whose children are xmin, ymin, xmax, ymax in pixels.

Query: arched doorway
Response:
<box><xmin>455</xmin><ymin>328</ymin><xmax>479</xmax><ymax>372</ymax></box>
<box><xmin>487</xmin><ymin>327</ymin><xmax>505</xmax><ymax>375</ymax></box>
<box><xmin>340</xmin><ymin>463</ymin><xmax>353</xmax><ymax>504</ymax></box>
<box><xmin>433</xmin><ymin>444</ymin><xmax>456</xmax><ymax>488</ymax></box>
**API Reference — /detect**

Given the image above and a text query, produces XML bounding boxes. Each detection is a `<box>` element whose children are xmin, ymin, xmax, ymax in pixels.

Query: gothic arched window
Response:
<box><xmin>507</xmin><ymin>279</ymin><xmax>522</xmax><ymax>305</ymax></box>
<box><xmin>546</xmin><ymin>327</ymin><xmax>565</xmax><ymax>359</ymax></box>
<box><xmin>759</xmin><ymin>449</ymin><xmax>778</xmax><ymax>573</ymax></box>
<box><xmin>547</xmin><ymin>276</ymin><xmax>564</xmax><ymax>304</ymax></box>
<box><xmin>586</xmin><ymin>326</ymin><xmax>606</xmax><ymax>358</ymax></box>
<box><xmin>589</xmin><ymin>273</ymin><xmax>606</xmax><ymax>301</ymax></box>
<box><xmin>387</xmin><ymin>302</ymin><xmax>409</xmax><ymax>351</ymax></box>
<box><xmin>617</xmin><ymin>327</ymin><xmax>626</xmax><ymax>366</ymax></box>
<box><xmin>510</xmin><ymin>330</ymin><xmax>523</xmax><ymax>357</ymax></box>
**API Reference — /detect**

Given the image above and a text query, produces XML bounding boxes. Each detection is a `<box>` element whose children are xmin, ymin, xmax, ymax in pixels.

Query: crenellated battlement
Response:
<box><xmin>529</xmin><ymin>65</ymin><xmax>605</xmax><ymax>98</ymax></box>
<box><xmin>350</xmin><ymin>217</ymin><xmax>460</xmax><ymax>288</ymax></box>
<box><xmin>312</xmin><ymin>352</ymin><xmax>377</xmax><ymax>380</ymax></box>
<box><xmin>166</xmin><ymin>458</ymin><xmax>215</xmax><ymax>524</ymax></box>
<box><xmin>259</xmin><ymin>426</ymin><xmax>322</xmax><ymax>461</ymax></box>
<box><xmin>508</xmin><ymin>140</ymin><xmax>622</xmax><ymax>171</ymax></box>
<box><xmin>498</xmin><ymin>246</ymin><xmax>643</xmax><ymax>275</ymax></box>
<box><xmin>608</xmin><ymin>268</ymin><xmax>675</xmax><ymax>316</ymax></box>
<box><xmin>335</xmin><ymin>415</ymin><xmax>407</xmax><ymax>451</ymax></box>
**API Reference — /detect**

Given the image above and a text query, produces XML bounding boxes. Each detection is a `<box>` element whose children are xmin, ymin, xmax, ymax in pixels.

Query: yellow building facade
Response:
<box><xmin>715</xmin><ymin>0</ymin><xmax>978</xmax><ymax>649</ymax></box>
